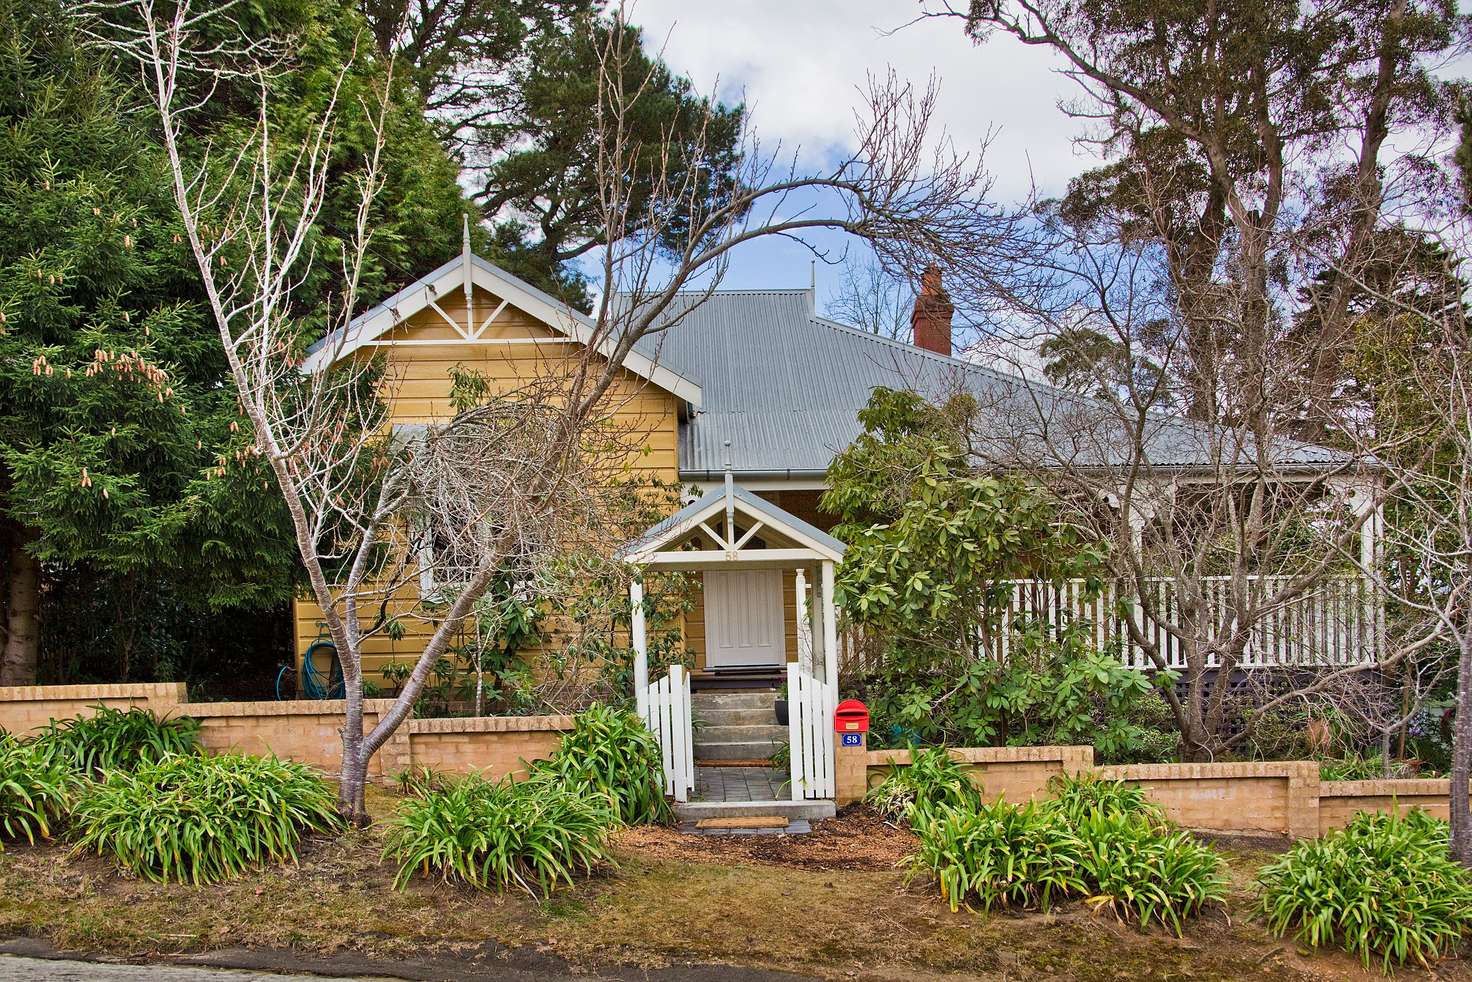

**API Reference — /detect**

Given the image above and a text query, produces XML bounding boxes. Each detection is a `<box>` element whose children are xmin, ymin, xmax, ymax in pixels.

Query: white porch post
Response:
<box><xmin>821</xmin><ymin>560</ymin><xmax>838</xmax><ymax>699</ymax></box>
<box><xmin>795</xmin><ymin>567</ymin><xmax>812</xmax><ymax>673</ymax></box>
<box><xmin>631</xmin><ymin>578</ymin><xmax>649</xmax><ymax>721</ymax></box>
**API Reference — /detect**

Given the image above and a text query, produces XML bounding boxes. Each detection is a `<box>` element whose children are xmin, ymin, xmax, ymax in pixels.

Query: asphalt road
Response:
<box><xmin>0</xmin><ymin>956</ymin><xmax>407</xmax><ymax>981</ymax></box>
<box><xmin>0</xmin><ymin>951</ymin><xmax>822</xmax><ymax>982</ymax></box>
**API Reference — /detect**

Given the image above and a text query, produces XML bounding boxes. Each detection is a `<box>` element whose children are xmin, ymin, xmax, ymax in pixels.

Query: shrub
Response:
<box><xmin>33</xmin><ymin>706</ymin><xmax>198</xmax><ymax>779</ymax></box>
<box><xmin>393</xmin><ymin>764</ymin><xmax>451</xmax><ymax>798</ymax></box>
<box><xmin>1257</xmin><ymin>809</ymin><xmax>1472</xmax><ymax>972</ymax></box>
<box><xmin>909</xmin><ymin>799</ymin><xmax>1086</xmax><ymax>913</ymax></box>
<box><xmin>909</xmin><ymin>779</ymin><xmax>1226</xmax><ymax>934</ymax></box>
<box><xmin>384</xmin><ymin>774</ymin><xmax>615</xmax><ymax>895</ymax></box>
<box><xmin>532</xmin><ymin>704</ymin><xmax>671</xmax><ymax>825</ymax></box>
<box><xmin>71</xmin><ymin>753</ymin><xmax>341</xmax><ymax>884</ymax></box>
<box><xmin>1046</xmin><ymin>773</ymin><xmax>1161</xmax><ymax>825</ymax></box>
<box><xmin>1072</xmin><ymin>809</ymin><xmax>1226</xmax><ymax>934</ymax></box>
<box><xmin>866</xmin><ymin>746</ymin><xmax>982</xmax><ymax>823</ymax></box>
<box><xmin>0</xmin><ymin>733</ymin><xmax>77</xmax><ymax>848</ymax></box>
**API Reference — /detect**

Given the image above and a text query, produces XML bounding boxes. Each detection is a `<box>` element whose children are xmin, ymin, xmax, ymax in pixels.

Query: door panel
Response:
<box><xmin>704</xmin><ymin>569</ymin><xmax>786</xmax><ymax>668</ymax></box>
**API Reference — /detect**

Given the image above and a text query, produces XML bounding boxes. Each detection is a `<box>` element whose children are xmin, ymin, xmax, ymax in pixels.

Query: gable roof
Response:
<box><xmin>640</xmin><ymin>290</ymin><xmax>1356</xmax><ymax>480</ymax></box>
<box><xmin>618</xmin><ymin>483</ymin><xmax>846</xmax><ymax>565</ymax></box>
<box><xmin>300</xmin><ymin>253</ymin><xmax>702</xmax><ymax>407</ymax></box>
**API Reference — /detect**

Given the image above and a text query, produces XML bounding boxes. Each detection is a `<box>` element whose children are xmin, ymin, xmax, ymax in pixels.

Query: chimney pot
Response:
<box><xmin>911</xmin><ymin>265</ymin><xmax>953</xmax><ymax>357</ymax></box>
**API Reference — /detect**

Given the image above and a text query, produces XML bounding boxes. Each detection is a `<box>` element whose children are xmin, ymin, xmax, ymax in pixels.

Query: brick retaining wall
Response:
<box><xmin>0</xmin><ymin>682</ymin><xmax>187</xmax><ymax>734</ymax></box>
<box><xmin>838</xmin><ymin>736</ymin><xmax>1461</xmax><ymax>839</ymax></box>
<box><xmin>3</xmin><ymin>685</ymin><xmax>1461</xmax><ymax>836</ymax></box>
<box><xmin>0</xmin><ymin>684</ymin><xmax>571</xmax><ymax>784</ymax></box>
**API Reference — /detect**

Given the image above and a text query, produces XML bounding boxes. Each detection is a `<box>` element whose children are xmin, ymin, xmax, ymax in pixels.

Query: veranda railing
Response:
<box><xmin>839</xmin><ymin>574</ymin><xmax>1383</xmax><ymax>683</ymax></box>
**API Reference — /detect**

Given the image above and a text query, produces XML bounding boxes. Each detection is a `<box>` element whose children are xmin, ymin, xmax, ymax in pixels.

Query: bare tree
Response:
<box><xmin>893</xmin><ymin>0</ymin><xmax>1464</xmax><ymax>762</ymax></box>
<box><xmin>85</xmin><ymin>0</ymin><xmax>1000</xmax><ymax>821</ymax></box>
<box><xmin>924</xmin><ymin>151</ymin><xmax>1394</xmax><ymax>760</ymax></box>
<box><xmin>1325</xmin><ymin>219</ymin><xmax>1472</xmax><ymax>860</ymax></box>
<box><xmin>825</xmin><ymin>255</ymin><xmax>915</xmax><ymax>341</ymax></box>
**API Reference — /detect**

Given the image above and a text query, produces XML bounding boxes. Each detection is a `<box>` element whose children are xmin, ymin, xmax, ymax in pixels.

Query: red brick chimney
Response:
<box><xmin>911</xmin><ymin>266</ymin><xmax>953</xmax><ymax>357</ymax></box>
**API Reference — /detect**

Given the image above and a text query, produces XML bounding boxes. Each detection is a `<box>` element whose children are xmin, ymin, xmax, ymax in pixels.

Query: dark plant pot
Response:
<box><xmin>774</xmin><ymin>699</ymin><xmax>789</xmax><ymax>726</ymax></box>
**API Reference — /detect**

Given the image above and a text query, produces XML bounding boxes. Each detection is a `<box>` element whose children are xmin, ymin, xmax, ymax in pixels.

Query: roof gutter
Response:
<box><xmin>679</xmin><ymin>468</ymin><xmax>830</xmax><ymax>482</ymax></box>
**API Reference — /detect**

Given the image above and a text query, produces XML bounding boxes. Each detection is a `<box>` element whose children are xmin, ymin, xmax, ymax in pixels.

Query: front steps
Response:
<box><xmin>692</xmin><ymin>688</ymin><xmax>785</xmax><ymax>762</ymax></box>
<box><xmin>674</xmin><ymin>798</ymin><xmax>835</xmax><ymax>822</ymax></box>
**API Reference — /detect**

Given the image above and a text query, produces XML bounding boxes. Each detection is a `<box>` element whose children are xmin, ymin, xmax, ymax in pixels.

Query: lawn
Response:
<box><xmin>0</xmin><ymin>791</ymin><xmax>1453</xmax><ymax>981</ymax></box>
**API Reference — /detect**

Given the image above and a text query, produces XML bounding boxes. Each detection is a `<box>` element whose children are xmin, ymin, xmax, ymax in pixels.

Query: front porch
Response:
<box><xmin>619</xmin><ymin>478</ymin><xmax>846</xmax><ymax>818</ymax></box>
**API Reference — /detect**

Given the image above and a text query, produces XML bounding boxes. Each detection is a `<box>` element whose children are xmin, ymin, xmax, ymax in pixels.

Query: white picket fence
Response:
<box><xmin>996</xmin><ymin>574</ymin><xmax>1382</xmax><ymax>669</ymax></box>
<box><xmin>643</xmin><ymin>664</ymin><xmax>694</xmax><ymax>802</ymax></box>
<box><xmin>787</xmin><ymin>662</ymin><xmax>835</xmax><ymax>800</ymax></box>
<box><xmin>839</xmin><ymin>574</ymin><xmax>1383</xmax><ymax>680</ymax></box>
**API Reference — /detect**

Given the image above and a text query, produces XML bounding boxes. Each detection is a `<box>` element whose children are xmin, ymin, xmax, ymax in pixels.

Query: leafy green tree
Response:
<box><xmin>825</xmin><ymin>388</ymin><xmax>1105</xmax><ymax>655</ymax></box>
<box><xmin>822</xmin><ymin>389</ymin><xmax>1172</xmax><ymax>755</ymax></box>
<box><xmin>358</xmin><ymin>0</ymin><xmax>590</xmax><ymax>149</ymax></box>
<box><xmin>0</xmin><ymin>0</ymin><xmax>299</xmax><ymax>682</ymax></box>
<box><xmin>0</xmin><ymin>0</ymin><xmax>479</xmax><ymax>684</ymax></box>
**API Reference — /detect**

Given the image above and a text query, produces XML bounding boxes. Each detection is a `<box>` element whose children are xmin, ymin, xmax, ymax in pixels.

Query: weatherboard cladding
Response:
<box><xmin>642</xmin><ymin>290</ymin><xmax>1352</xmax><ymax>478</ymax></box>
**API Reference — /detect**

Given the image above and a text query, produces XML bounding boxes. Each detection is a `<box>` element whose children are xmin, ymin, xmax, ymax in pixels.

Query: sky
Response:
<box><xmin>620</xmin><ymin>0</ymin><xmax>1089</xmax><ymax>309</ymax></box>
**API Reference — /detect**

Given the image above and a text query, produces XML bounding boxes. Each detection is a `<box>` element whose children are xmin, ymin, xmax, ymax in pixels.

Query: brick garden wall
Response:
<box><xmin>840</xmin><ymin>738</ymin><xmax>1460</xmax><ymax>839</ymax></box>
<box><xmin>4</xmin><ymin>684</ymin><xmax>1462</xmax><ymax>837</ymax></box>
<box><xmin>864</xmin><ymin>745</ymin><xmax>1094</xmax><ymax>803</ymax></box>
<box><xmin>0</xmin><ymin>682</ymin><xmax>187</xmax><ymax>734</ymax></box>
<box><xmin>0</xmin><ymin>684</ymin><xmax>570</xmax><ymax>784</ymax></box>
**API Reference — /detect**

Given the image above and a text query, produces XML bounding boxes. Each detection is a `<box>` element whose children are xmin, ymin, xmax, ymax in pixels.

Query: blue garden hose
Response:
<box><xmin>277</xmin><ymin>640</ymin><xmax>344</xmax><ymax>700</ymax></box>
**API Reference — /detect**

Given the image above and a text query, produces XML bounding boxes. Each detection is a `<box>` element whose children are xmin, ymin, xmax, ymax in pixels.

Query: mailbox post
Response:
<box><xmin>833</xmin><ymin>700</ymin><xmax>869</xmax><ymax>805</ymax></box>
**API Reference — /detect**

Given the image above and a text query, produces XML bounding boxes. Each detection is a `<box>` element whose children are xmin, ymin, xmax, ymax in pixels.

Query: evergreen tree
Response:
<box><xmin>0</xmin><ymin>0</ymin><xmax>477</xmax><ymax>684</ymax></box>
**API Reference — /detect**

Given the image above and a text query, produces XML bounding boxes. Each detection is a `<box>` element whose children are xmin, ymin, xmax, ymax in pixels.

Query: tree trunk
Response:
<box><xmin>0</xmin><ymin>527</ymin><xmax>40</xmax><ymax>686</ymax></box>
<box><xmin>1450</xmin><ymin>625</ymin><xmax>1472</xmax><ymax>865</ymax></box>
<box><xmin>337</xmin><ymin>720</ymin><xmax>371</xmax><ymax>826</ymax></box>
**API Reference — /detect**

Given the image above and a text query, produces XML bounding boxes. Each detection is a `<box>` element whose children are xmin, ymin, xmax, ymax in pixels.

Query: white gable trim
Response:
<box><xmin>300</xmin><ymin>254</ymin><xmax>702</xmax><ymax>407</ymax></box>
<box><xmin>620</xmin><ymin>487</ymin><xmax>846</xmax><ymax>566</ymax></box>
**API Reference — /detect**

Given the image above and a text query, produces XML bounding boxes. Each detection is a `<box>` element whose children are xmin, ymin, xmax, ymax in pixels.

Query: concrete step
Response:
<box><xmin>691</xmin><ymin>690</ymin><xmax>778</xmax><ymax>711</ymax></box>
<box><xmin>696</xmin><ymin>706</ymin><xmax>779</xmax><ymax>727</ymax></box>
<box><xmin>683</xmin><ymin>818</ymin><xmax>813</xmax><ymax>836</ymax></box>
<box><xmin>694</xmin><ymin>739</ymin><xmax>783</xmax><ymax>760</ymax></box>
<box><xmin>695</xmin><ymin>723</ymin><xmax>788</xmax><ymax>743</ymax></box>
<box><xmin>675</xmin><ymin>799</ymin><xmax>835</xmax><ymax>822</ymax></box>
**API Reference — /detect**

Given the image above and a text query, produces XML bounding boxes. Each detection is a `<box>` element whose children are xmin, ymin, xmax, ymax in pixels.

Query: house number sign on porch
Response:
<box><xmin>841</xmin><ymin>733</ymin><xmax>863</xmax><ymax>747</ymax></box>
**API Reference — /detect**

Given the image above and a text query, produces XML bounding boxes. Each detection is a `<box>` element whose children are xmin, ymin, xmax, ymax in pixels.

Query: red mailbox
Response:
<box><xmin>834</xmin><ymin>699</ymin><xmax>869</xmax><ymax>733</ymax></box>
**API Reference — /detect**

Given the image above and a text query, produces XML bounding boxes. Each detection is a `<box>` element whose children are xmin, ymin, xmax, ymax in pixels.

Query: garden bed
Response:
<box><xmin>0</xmin><ymin>799</ymin><xmax>1453</xmax><ymax>981</ymax></box>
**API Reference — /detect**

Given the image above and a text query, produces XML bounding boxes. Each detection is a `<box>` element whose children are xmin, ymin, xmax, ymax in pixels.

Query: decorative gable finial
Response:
<box><xmin>462</xmin><ymin>213</ymin><xmax>474</xmax><ymax>335</ymax></box>
<box><xmin>722</xmin><ymin>440</ymin><xmax>735</xmax><ymax>552</ymax></box>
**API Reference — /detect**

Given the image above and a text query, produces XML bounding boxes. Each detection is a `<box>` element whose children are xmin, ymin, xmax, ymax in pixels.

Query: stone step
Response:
<box><xmin>674</xmin><ymin>799</ymin><xmax>835</xmax><ymax>822</ymax></box>
<box><xmin>694</xmin><ymin>723</ymin><xmax>788</xmax><ymax>744</ymax></box>
<box><xmin>694</xmin><ymin>739</ymin><xmax>783</xmax><ymax>761</ymax></box>
<box><xmin>696</xmin><ymin>706</ymin><xmax>778</xmax><ymax>727</ymax></box>
<box><xmin>691</xmin><ymin>689</ymin><xmax>778</xmax><ymax>711</ymax></box>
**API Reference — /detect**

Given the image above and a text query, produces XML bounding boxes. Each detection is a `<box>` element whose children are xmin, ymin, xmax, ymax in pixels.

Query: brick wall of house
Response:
<box><xmin>5</xmin><ymin>685</ymin><xmax>1466</xmax><ymax>836</ymax></box>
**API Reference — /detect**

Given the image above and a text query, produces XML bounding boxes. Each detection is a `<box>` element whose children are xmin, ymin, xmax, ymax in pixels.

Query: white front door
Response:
<box><xmin>704</xmin><ymin>569</ymin><xmax>786</xmax><ymax>669</ymax></box>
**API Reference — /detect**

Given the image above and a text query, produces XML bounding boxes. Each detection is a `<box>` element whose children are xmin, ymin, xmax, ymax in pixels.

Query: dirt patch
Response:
<box><xmin>2</xmin><ymin>804</ymin><xmax>1468</xmax><ymax>981</ymax></box>
<box><xmin>616</xmin><ymin>808</ymin><xmax>915</xmax><ymax>872</ymax></box>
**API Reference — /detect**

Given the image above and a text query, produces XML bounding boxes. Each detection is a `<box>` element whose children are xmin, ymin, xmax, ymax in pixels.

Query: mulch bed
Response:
<box><xmin>615</xmin><ymin>806</ymin><xmax>916</xmax><ymax>872</ymax></box>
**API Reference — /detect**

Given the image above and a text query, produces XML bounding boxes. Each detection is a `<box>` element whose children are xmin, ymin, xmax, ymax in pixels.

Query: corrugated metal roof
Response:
<box><xmin>638</xmin><ymin>290</ymin><xmax>1354</xmax><ymax>478</ymax></box>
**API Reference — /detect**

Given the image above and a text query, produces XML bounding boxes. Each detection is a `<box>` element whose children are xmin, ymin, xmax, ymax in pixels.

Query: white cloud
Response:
<box><xmin>630</xmin><ymin>0</ymin><xmax>1095</xmax><ymax>198</ymax></box>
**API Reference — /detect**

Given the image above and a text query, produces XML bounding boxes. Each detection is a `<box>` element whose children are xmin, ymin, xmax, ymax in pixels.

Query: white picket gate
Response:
<box><xmin>787</xmin><ymin>662</ymin><xmax>834</xmax><ymax>800</ymax></box>
<box><xmin>643</xmin><ymin>664</ymin><xmax>694</xmax><ymax>802</ymax></box>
